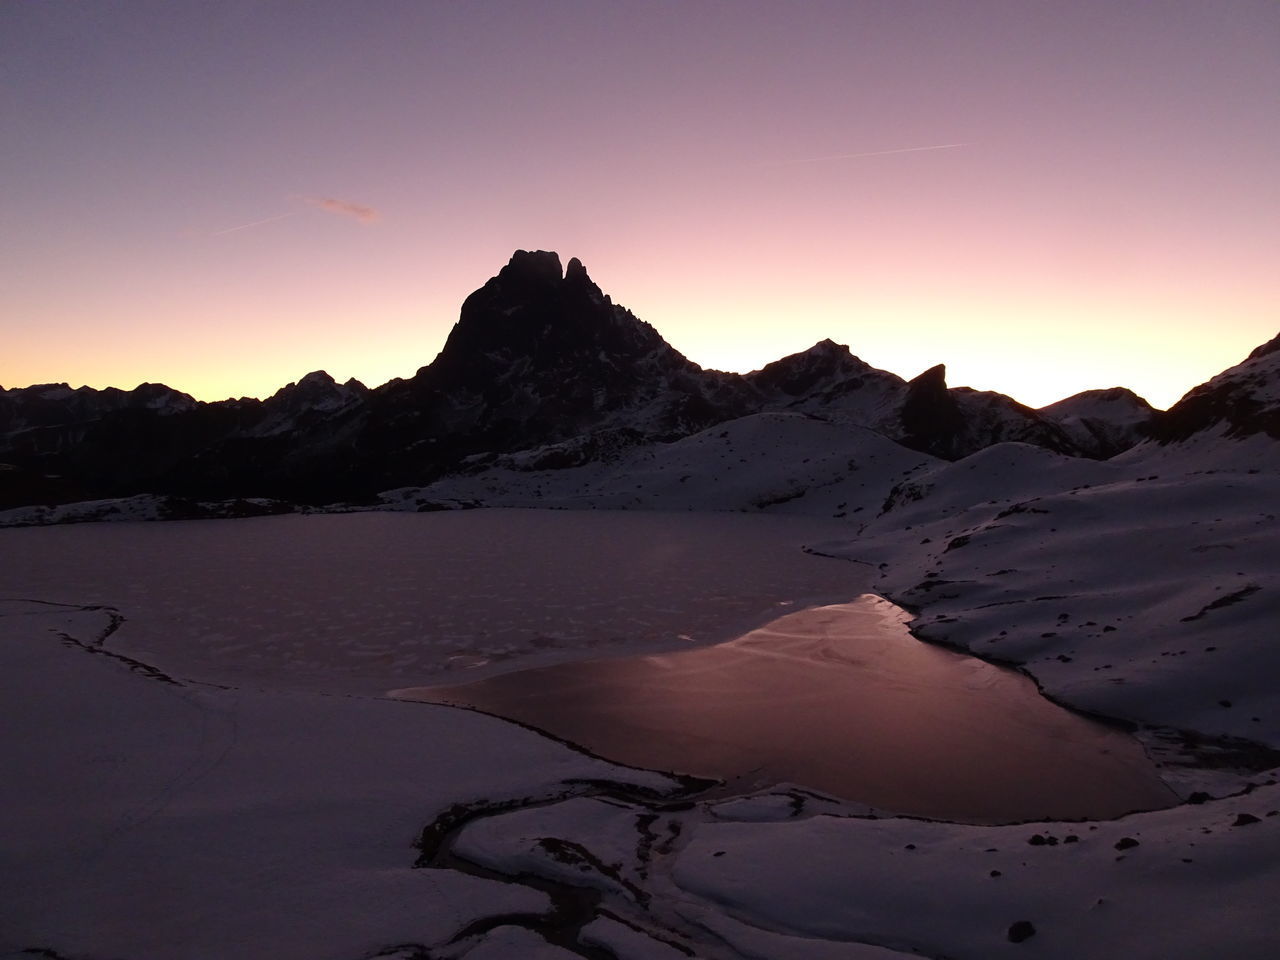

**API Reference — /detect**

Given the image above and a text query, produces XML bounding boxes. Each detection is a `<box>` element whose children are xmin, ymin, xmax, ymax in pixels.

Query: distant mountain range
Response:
<box><xmin>2</xmin><ymin>250</ymin><xmax>1276</xmax><ymax>512</ymax></box>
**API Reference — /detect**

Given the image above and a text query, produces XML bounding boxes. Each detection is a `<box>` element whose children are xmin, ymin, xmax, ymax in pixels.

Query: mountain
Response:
<box><xmin>2</xmin><ymin>250</ymin><xmax>1270</xmax><ymax>513</ymax></box>
<box><xmin>0</xmin><ymin>381</ymin><xmax>196</xmax><ymax>438</ymax></box>
<box><xmin>358</xmin><ymin>251</ymin><xmax>753</xmax><ymax>485</ymax></box>
<box><xmin>1039</xmin><ymin>387</ymin><xmax>1155</xmax><ymax>458</ymax></box>
<box><xmin>1151</xmin><ymin>333</ymin><xmax>1280</xmax><ymax>444</ymax></box>
<box><xmin>746</xmin><ymin>338</ymin><xmax>905</xmax><ymax>422</ymax></box>
<box><xmin>744</xmin><ymin>342</ymin><xmax>1088</xmax><ymax>459</ymax></box>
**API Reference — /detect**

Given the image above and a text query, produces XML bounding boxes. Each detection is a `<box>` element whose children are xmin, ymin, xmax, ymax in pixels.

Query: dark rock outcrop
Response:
<box><xmin>1151</xmin><ymin>332</ymin><xmax>1280</xmax><ymax>443</ymax></box>
<box><xmin>899</xmin><ymin>364</ymin><xmax>966</xmax><ymax>457</ymax></box>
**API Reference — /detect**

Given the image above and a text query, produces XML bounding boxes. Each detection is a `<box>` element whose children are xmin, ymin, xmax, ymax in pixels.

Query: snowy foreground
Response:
<box><xmin>3</xmin><ymin>435</ymin><xmax>1280</xmax><ymax>957</ymax></box>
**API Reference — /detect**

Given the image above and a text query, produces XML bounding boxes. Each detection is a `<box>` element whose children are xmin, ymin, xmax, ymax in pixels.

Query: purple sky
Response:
<box><xmin>3</xmin><ymin>0</ymin><xmax>1277</xmax><ymax>408</ymax></box>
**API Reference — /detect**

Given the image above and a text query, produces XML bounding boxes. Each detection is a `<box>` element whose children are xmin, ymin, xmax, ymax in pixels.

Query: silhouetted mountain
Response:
<box><xmin>0</xmin><ymin>381</ymin><xmax>195</xmax><ymax>438</ymax></box>
<box><xmin>360</xmin><ymin>251</ymin><xmax>751</xmax><ymax>486</ymax></box>
<box><xmin>4</xmin><ymin>251</ymin><xmax>1268</xmax><ymax>512</ymax></box>
<box><xmin>1152</xmin><ymin>333</ymin><xmax>1280</xmax><ymax>443</ymax></box>
<box><xmin>747</xmin><ymin>347</ymin><xmax>1080</xmax><ymax>459</ymax></box>
<box><xmin>746</xmin><ymin>339</ymin><xmax>906</xmax><ymax>428</ymax></box>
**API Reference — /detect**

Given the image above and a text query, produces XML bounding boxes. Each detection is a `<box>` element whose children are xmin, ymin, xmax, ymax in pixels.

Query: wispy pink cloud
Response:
<box><xmin>300</xmin><ymin>195</ymin><xmax>380</xmax><ymax>223</ymax></box>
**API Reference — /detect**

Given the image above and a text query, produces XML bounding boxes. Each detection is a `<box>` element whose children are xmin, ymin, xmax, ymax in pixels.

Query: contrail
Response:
<box><xmin>767</xmin><ymin>142</ymin><xmax>969</xmax><ymax>166</ymax></box>
<box><xmin>210</xmin><ymin>210</ymin><xmax>304</xmax><ymax>237</ymax></box>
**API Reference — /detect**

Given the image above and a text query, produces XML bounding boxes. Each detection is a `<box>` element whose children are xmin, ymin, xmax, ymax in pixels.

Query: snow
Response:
<box><xmin>671</xmin><ymin>789</ymin><xmax>1280</xmax><ymax>959</ymax></box>
<box><xmin>3</xmin><ymin>355</ymin><xmax>1279</xmax><ymax>955</ymax></box>
<box><xmin>822</xmin><ymin>445</ymin><xmax>1280</xmax><ymax>751</ymax></box>
<box><xmin>1038</xmin><ymin>387</ymin><xmax>1155</xmax><ymax>454</ymax></box>
<box><xmin>1184</xmin><ymin>337</ymin><xmax>1280</xmax><ymax>408</ymax></box>
<box><xmin>385</xmin><ymin>412</ymin><xmax>935</xmax><ymax>518</ymax></box>
<box><xmin>0</xmin><ymin>601</ymin><xmax>685</xmax><ymax>960</ymax></box>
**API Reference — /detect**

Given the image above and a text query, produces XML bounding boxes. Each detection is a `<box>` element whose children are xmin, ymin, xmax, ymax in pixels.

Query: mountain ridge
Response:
<box><xmin>1</xmin><ymin>250</ymin><xmax>1275</xmax><ymax>512</ymax></box>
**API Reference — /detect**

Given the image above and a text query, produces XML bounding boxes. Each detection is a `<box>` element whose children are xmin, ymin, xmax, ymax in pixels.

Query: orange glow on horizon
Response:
<box><xmin>3</xmin><ymin>3</ymin><xmax>1277</xmax><ymax>415</ymax></box>
<box><xmin>7</xmin><ymin>271</ymin><xmax>1273</xmax><ymax>413</ymax></box>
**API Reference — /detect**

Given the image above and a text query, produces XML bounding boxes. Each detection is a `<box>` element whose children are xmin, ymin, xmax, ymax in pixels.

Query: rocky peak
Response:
<box><xmin>749</xmin><ymin>340</ymin><xmax>861</xmax><ymax>395</ymax></box>
<box><xmin>263</xmin><ymin>370</ymin><xmax>364</xmax><ymax>418</ymax></box>
<box><xmin>908</xmin><ymin>363</ymin><xmax>948</xmax><ymax>393</ymax></box>
<box><xmin>129</xmin><ymin>382</ymin><xmax>197</xmax><ymax>414</ymax></box>
<box><xmin>1247</xmin><ymin>332</ymin><xmax>1280</xmax><ymax>361</ymax></box>
<box><xmin>496</xmin><ymin>249</ymin><xmax>564</xmax><ymax>290</ymax></box>
<box><xmin>298</xmin><ymin>370</ymin><xmax>337</xmax><ymax>388</ymax></box>
<box><xmin>430</xmin><ymin>251</ymin><xmax>684</xmax><ymax>388</ymax></box>
<box><xmin>898</xmin><ymin>365</ymin><xmax>965</xmax><ymax>458</ymax></box>
<box><xmin>374</xmin><ymin>250</ymin><xmax>749</xmax><ymax>461</ymax></box>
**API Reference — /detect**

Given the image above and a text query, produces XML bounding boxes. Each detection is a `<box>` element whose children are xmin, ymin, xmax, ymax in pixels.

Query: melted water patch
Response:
<box><xmin>393</xmin><ymin>596</ymin><xmax>1176</xmax><ymax>822</ymax></box>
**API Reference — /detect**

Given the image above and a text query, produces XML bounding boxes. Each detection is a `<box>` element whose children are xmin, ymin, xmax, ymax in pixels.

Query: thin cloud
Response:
<box><xmin>209</xmin><ymin>211</ymin><xmax>304</xmax><ymax>236</ymax></box>
<box><xmin>300</xmin><ymin>195</ymin><xmax>380</xmax><ymax>223</ymax></box>
<box><xmin>765</xmin><ymin>142</ymin><xmax>969</xmax><ymax>167</ymax></box>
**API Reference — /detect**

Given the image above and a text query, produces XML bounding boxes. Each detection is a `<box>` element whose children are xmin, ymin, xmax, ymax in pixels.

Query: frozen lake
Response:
<box><xmin>1</xmin><ymin>509</ymin><xmax>1173</xmax><ymax>819</ymax></box>
<box><xmin>1</xmin><ymin>509</ymin><xmax>870</xmax><ymax>694</ymax></box>
<box><xmin>397</xmin><ymin>596</ymin><xmax>1175</xmax><ymax>821</ymax></box>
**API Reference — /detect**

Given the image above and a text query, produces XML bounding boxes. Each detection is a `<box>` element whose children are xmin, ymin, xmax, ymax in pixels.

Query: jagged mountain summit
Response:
<box><xmin>368</xmin><ymin>251</ymin><xmax>751</xmax><ymax>466</ymax></box>
<box><xmin>1</xmin><ymin>249</ymin><xmax>1273</xmax><ymax>513</ymax></box>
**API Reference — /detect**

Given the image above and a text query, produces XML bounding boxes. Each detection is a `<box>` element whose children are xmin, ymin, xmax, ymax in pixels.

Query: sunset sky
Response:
<box><xmin>3</xmin><ymin>0</ymin><xmax>1277</xmax><ymax>410</ymax></box>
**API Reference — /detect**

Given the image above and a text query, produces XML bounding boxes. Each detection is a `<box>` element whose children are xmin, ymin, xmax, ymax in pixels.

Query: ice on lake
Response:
<box><xmin>2</xmin><ymin>509</ymin><xmax>872</xmax><ymax>694</ymax></box>
<box><xmin>2</xmin><ymin>509</ymin><xmax>1176</xmax><ymax>821</ymax></box>
<box><xmin>397</xmin><ymin>595</ymin><xmax>1176</xmax><ymax>821</ymax></box>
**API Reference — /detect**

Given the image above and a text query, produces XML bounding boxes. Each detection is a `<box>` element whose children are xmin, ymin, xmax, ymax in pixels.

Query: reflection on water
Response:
<box><xmin>392</xmin><ymin>596</ymin><xmax>1176</xmax><ymax>822</ymax></box>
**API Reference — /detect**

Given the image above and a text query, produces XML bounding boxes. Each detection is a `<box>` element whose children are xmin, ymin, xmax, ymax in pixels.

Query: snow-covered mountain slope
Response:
<box><xmin>383</xmin><ymin>411</ymin><xmax>937</xmax><ymax>518</ymax></box>
<box><xmin>249</xmin><ymin>369</ymin><xmax>368</xmax><ymax>437</ymax></box>
<box><xmin>814</xmin><ymin>444</ymin><xmax>1280</xmax><ymax>762</ymax></box>
<box><xmin>0</xmin><ymin>382</ymin><xmax>198</xmax><ymax>464</ymax></box>
<box><xmin>1040</xmin><ymin>386</ymin><xmax>1155</xmax><ymax>457</ymax></box>
<box><xmin>745</xmin><ymin>344</ymin><xmax>1089</xmax><ymax>459</ymax></box>
<box><xmin>0</xmin><ymin>381</ymin><xmax>197</xmax><ymax>437</ymax></box>
<box><xmin>746</xmin><ymin>338</ymin><xmax>907</xmax><ymax>426</ymax></box>
<box><xmin>1152</xmin><ymin>331</ymin><xmax>1280</xmax><ymax>443</ymax></box>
